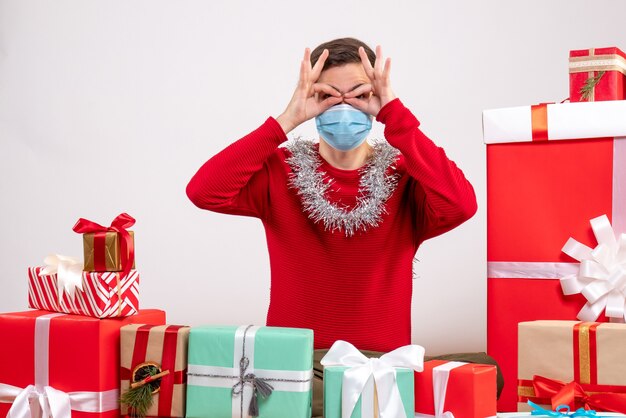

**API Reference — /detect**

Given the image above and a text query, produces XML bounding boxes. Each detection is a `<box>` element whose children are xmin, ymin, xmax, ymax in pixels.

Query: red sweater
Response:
<box><xmin>187</xmin><ymin>99</ymin><xmax>477</xmax><ymax>352</ymax></box>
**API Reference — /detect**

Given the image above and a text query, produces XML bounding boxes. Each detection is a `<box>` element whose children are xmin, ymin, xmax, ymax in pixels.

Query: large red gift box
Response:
<box><xmin>28</xmin><ymin>266</ymin><xmax>140</xmax><ymax>318</ymax></box>
<box><xmin>0</xmin><ymin>309</ymin><xmax>166</xmax><ymax>418</ymax></box>
<box><xmin>569</xmin><ymin>47</ymin><xmax>626</xmax><ymax>102</ymax></box>
<box><xmin>482</xmin><ymin>100</ymin><xmax>626</xmax><ymax>411</ymax></box>
<box><xmin>414</xmin><ymin>360</ymin><xmax>497</xmax><ymax>418</ymax></box>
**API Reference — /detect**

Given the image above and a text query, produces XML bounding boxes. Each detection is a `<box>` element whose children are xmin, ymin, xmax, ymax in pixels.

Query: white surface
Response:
<box><xmin>482</xmin><ymin>101</ymin><xmax>626</xmax><ymax>144</ymax></box>
<box><xmin>2</xmin><ymin>0</ymin><xmax>626</xmax><ymax>355</ymax></box>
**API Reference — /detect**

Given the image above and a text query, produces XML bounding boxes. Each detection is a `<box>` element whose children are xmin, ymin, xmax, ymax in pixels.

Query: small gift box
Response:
<box><xmin>120</xmin><ymin>324</ymin><xmax>190</xmax><ymax>417</ymax></box>
<box><xmin>28</xmin><ymin>260</ymin><xmax>139</xmax><ymax>318</ymax></box>
<box><xmin>482</xmin><ymin>100</ymin><xmax>626</xmax><ymax>411</ymax></box>
<box><xmin>517</xmin><ymin>320</ymin><xmax>626</xmax><ymax>414</ymax></box>
<box><xmin>414</xmin><ymin>360</ymin><xmax>497</xmax><ymax>418</ymax></box>
<box><xmin>321</xmin><ymin>340</ymin><xmax>423</xmax><ymax>418</ymax></box>
<box><xmin>73</xmin><ymin>213</ymin><xmax>136</xmax><ymax>273</ymax></box>
<box><xmin>569</xmin><ymin>47</ymin><xmax>626</xmax><ymax>102</ymax></box>
<box><xmin>0</xmin><ymin>309</ymin><xmax>166</xmax><ymax>418</ymax></box>
<box><xmin>186</xmin><ymin>325</ymin><xmax>314</xmax><ymax>418</ymax></box>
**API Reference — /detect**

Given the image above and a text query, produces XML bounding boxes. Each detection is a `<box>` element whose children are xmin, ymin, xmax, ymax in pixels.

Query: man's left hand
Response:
<box><xmin>343</xmin><ymin>45</ymin><xmax>396</xmax><ymax>117</ymax></box>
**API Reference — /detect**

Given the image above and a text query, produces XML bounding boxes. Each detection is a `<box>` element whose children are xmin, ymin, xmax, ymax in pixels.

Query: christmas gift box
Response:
<box><xmin>414</xmin><ymin>360</ymin><xmax>497</xmax><ymax>418</ymax></box>
<box><xmin>73</xmin><ymin>213</ymin><xmax>136</xmax><ymax>273</ymax></box>
<box><xmin>321</xmin><ymin>340</ymin><xmax>423</xmax><ymax>418</ymax></box>
<box><xmin>517</xmin><ymin>321</ymin><xmax>626</xmax><ymax>414</ymax></box>
<box><xmin>28</xmin><ymin>260</ymin><xmax>139</xmax><ymax>318</ymax></box>
<box><xmin>482</xmin><ymin>100</ymin><xmax>626</xmax><ymax>411</ymax></box>
<box><xmin>120</xmin><ymin>324</ymin><xmax>190</xmax><ymax>417</ymax></box>
<box><xmin>186</xmin><ymin>325</ymin><xmax>314</xmax><ymax>418</ymax></box>
<box><xmin>569</xmin><ymin>47</ymin><xmax>626</xmax><ymax>102</ymax></box>
<box><xmin>0</xmin><ymin>309</ymin><xmax>166</xmax><ymax>418</ymax></box>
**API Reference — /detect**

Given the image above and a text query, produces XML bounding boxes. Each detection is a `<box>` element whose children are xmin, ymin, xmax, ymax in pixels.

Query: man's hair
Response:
<box><xmin>310</xmin><ymin>37</ymin><xmax>376</xmax><ymax>72</ymax></box>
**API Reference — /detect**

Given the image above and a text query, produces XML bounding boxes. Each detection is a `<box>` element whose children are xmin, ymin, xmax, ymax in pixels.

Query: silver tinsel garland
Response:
<box><xmin>285</xmin><ymin>139</ymin><xmax>400</xmax><ymax>237</ymax></box>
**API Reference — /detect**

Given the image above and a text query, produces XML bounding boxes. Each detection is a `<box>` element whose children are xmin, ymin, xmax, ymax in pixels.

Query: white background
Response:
<box><xmin>1</xmin><ymin>0</ymin><xmax>626</xmax><ymax>355</ymax></box>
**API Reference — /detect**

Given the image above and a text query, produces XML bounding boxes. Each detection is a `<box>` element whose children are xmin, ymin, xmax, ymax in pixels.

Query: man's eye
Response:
<box><xmin>321</xmin><ymin>93</ymin><xmax>331</xmax><ymax>100</ymax></box>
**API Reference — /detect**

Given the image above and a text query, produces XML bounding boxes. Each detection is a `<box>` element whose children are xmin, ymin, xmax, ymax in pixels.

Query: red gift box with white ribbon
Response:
<box><xmin>482</xmin><ymin>100</ymin><xmax>626</xmax><ymax>411</ymax></box>
<box><xmin>0</xmin><ymin>309</ymin><xmax>166</xmax><ymax>418</ymax></box>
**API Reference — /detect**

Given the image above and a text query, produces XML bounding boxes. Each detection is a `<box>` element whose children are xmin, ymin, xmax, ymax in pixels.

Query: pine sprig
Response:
<box><xmin>579</xmin><ymin>71</ymin><xmax>605</xmax><ymax>101</ymax></box>
<box><xmin>120</xmin><ymin>364</ymin><xmax>160</xmax><ymax>418</ymax></box>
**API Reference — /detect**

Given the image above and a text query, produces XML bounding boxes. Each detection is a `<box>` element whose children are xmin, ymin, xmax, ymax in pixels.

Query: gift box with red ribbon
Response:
<box><xmin>28</xmin><ymin>266</ymin><xmax>139</xmax><ymax>318</ymax></box>
<box><xmin>569</xmin><ymin>47</ymin><xmax>626</xmax><ymax>102</ymax></box>
<box><xmin>482</xmin><ymin>100</ymin><xmax>626</xmax><ymax>411</ymax></box>
<box><xmin>518</xmin><ymin>320</ymin><xmax>626</xmax><ymax>414</ymax></box>
<box><xmin>414</xmin><ymin>360</ymin><xmax>497</xmax><ymax>418</ymax></box>
<box><xmin>73</xmin><ymin>213</ymin><xmax>136</xmax><ymax>273</ymax></box>
<box><xmin>0</xmin><ymin>309</ymin><xmax>166</xmax><ymax>418</ymax></box>
<box><xmin>120</xmin><ymin>324</ymin><xmax>190</xmax><ymax>417</ymax></box>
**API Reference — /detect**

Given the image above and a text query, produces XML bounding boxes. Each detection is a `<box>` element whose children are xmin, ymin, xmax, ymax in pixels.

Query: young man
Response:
<box><xmin>187</xmin><ymin>38</ymin><xmax>497</xmax><ymax>415</ymax></box>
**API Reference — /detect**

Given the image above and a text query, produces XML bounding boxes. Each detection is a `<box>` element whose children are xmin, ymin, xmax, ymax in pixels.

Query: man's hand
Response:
<box><xmin>276</xmin><ymin>48</ymin><xmax>343</xmax><ymax>134</ymax></box>
<box><xmin>344</xmin><ymin>45</ymin><xmax>396</xmax><ymax>117</ymax></box>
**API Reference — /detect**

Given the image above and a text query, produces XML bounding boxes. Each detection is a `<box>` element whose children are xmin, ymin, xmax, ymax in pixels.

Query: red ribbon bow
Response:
<box><xmin>532</xmin><ymin>375</ymin><xmax>626</xmax><ymax>414</ymax></box>
<box><xmin>72</xmin><ymin>213</ymin><xmax>135</xmax><ymax>281</ymax></box>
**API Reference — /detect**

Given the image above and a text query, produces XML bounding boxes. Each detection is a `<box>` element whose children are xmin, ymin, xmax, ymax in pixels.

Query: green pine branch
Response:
<box><xmin>579</xmin><ymin>71</ymin><xmax>605</xmax><ymax>101</ymax></box>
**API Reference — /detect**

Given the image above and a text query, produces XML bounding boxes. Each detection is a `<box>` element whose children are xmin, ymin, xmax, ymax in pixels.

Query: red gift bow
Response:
<box><xmin>72</xmin><ymin>213</ymin><xmax>135</xmax><ymax>282</ymax></box>
<box><xmin>532</xmin><ymin>374</ymin><xmax>626</xmax><ymax>414</ymax></box>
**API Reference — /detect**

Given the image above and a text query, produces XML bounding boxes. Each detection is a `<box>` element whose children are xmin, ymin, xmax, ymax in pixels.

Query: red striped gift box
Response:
<box><xmin>28</xmin><ymin>266</ymin><xmax>139</xmax><ymax>318</ymax></box>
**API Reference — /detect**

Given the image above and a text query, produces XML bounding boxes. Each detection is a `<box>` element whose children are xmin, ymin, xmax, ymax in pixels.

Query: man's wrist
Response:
<box><xmin>276</xmin><ymin>113</ymin><xmax>297</xmax><ymax>134</ymax></box>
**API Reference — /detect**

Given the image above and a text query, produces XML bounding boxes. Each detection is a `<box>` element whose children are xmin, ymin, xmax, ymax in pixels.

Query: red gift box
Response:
<box><xmin>414</xmin><ymin>360</ymin><xmax>497</xmax><ymax>418</ymax></box>
<box><xmin>569</xmin><ymin>47</ymin><xmax>626</xmax><ymax>102</ymax></box>
<box><xmin>483</xmin><ymin>101</ymin><xmax>626</xmax><ymax>411</ymax></box>
<box><xmin>28</xmin><ymin>266</ymin><xmax>139</xmax><ymax>318</ymax></box>
<box><xmin>0</xmin><ymin>309</ymin><xmax>166</xmax><ymax>418</ymax></box>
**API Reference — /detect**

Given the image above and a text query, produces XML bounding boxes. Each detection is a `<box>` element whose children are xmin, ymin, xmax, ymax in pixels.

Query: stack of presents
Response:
<box><xmin>1</xmin><ymin>46</ymin><xmax>625</xmax><ymax>418</ymax></box>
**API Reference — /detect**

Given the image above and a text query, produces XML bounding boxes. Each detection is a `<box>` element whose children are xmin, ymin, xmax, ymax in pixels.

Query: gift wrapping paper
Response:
<box><xmin>569</xmin><ymin>47</ymin><xmax>626</xmax><ymax>102</ymax></box>
<box><xmin>0</xmin><ymin>309</ymin><xmax>166</xmax><ymax>418</ymax></box>
<box><xmin>28</xmin><ymin>266</ymin><xmax>139</xmax><ymax>318</ymax></box>
<box><xmin>82</xmin><ymin>230</ymin><xmax>136</xmax><ymax>272</ymax></box>
<box><xmin>120</xmin><ymin>324</ymin><xmax>190</xmax><ymax>417</ymax></box>
<box><xmin>324</xmin><ymin>366</ymin><xmax>413</xmax><ymax>418</ymax></box>
<box><xmin>414</xmin><ymin>360</ymin><xmax>497</xmax><ymax>418</ymax></box>
<box><xmin>186</xmin><ymin>325</ymin><xmax>313</xmax><ymax>418</ymax></box>
<box><xmin>518</xmin><ymin>321</ymin><xmax>626</xmax><ymax>413</ymax></box>
<box><xmin>482</xmin><ymin>100</ymin><xmax>626</xmax><ymax>411</ymax></box>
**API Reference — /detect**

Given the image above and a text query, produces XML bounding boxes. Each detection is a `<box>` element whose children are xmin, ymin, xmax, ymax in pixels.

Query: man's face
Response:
<box><xmin>316</xmin><ymin>63</ymin><xmax>372</xmax><ymax>103</ymax></box>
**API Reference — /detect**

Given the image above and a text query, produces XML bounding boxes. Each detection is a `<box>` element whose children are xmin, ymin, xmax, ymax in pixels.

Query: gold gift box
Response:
<box><xmin>82</xmin><ymin>230</ymin><xmax>135</xmax><ymax>272</ymax></box>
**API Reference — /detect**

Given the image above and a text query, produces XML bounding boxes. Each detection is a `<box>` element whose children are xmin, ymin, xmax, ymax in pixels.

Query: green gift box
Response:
<box><xmin>186</xmin><ymin>325</ymin><xmax>313</xmax><ymax>418</ymax></box>
<box><xmin>324</xmin><ymin>366</ymin><xmax>414</xmax><ymax>418</ymax></box>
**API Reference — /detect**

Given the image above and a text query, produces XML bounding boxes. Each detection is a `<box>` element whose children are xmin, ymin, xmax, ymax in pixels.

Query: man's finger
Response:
<box><xmin>383</xmin><ymin>57</ymin><xmax>391</xmax><ymax>79</ymax></box>
<box><xmin>343</xmin><ymin>97</ymin><xmax>369</xmax><ymax>114</ymax></box>
<box><xmin>311</xmin><ymin>49</ymin><xmax>329</xmax><ymax>79</ymax></box>
<box><xmin>359</xmin><ymin>47</ymin><xmax>375</xmax><ymax>79</ymax></box>
<box><xmin>313</xmin><ymin>82</ymin><xmax>341</xmax><ymax>97</ymax></box>
<box><xmin>343</xmin><ymin>83</ymin><xmax>372</xmax><ymax>99</ymax></box>
<box><xmin>374</xmin><ymin>45</ymin><xmax>384</xmax><ymax>74</ymax></box>
<box><xmin>319</xmin><ymin>96</ymin><xmax>343</xmax><ymax>112</ymax></box>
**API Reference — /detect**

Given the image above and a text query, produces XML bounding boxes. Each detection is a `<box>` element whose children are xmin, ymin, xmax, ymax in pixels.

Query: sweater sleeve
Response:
<box><xmin>376</xmin><ymin>98</ymin><xmax>477</xmax><ymax>242</ymax></box>
<box><xmin>186</xmin><ymin>117</ymin><xmax>287</xmax><ymax>220</ymax></box>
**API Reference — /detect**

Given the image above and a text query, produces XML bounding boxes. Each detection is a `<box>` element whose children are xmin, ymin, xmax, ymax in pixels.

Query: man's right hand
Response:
<box><xmin>276</xmin><ymin>48</ymin><xmax>343</xmax><ymax>134</ymax></box>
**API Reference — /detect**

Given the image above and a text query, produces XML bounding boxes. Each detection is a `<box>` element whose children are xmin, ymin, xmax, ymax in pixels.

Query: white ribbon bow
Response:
<box><xmin>39</xmin><ymin>254</ymin><xmax>84</xmax><ymax>299</ymax></box>
<box><xmin>320</xmin><ymin>340</ymin><xmax>424</xmax><ymax>418</ymax></box>
<box><xmin>0</xmin><ymin>383</ymin><xmax>119</xmax><ymax>418</ymax></box>
<box><xmin>561</xmin><ymin>214</ymin><xmax>626</xmax><ymax>322</ymax></box>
